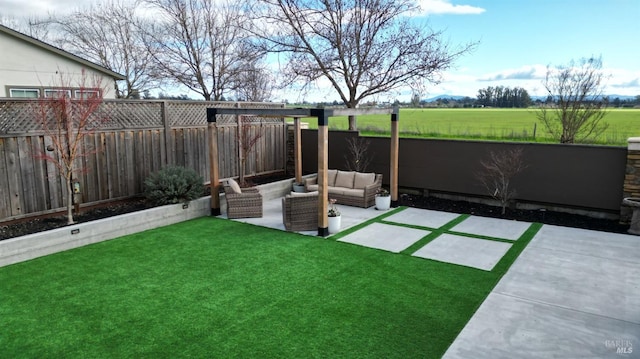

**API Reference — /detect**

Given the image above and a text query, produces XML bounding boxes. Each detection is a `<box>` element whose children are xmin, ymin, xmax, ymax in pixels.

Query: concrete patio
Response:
<box><xmin>226</xmin><ymin>193</ymin><xmax>640</xmax><ymax>358</ymax></box>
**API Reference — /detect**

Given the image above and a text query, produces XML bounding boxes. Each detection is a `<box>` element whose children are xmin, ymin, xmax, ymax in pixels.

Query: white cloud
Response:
<box><xmin>416</xmin><ymin>0</ymin><xmax>486</xmax><ymax>15</ymax></box>
<box><xmin>605</xmin><ymin>68</ymin><xmax>640</xmax><ymax>96</ymax></box>
<box><xmin>478</xmin><ymin>65</ymin><xmax>547</xmax><ymax>82</ymax></box>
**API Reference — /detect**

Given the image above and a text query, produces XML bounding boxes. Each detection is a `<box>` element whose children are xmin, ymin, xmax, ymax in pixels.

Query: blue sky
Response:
<box><xmin>287</xmin><ymin>0</ymin><xmax>640</xmax><ymax>102</ymax></box>
<box><xmin>1</xmin><ymin>0</ymin><xmax>638</xmax><ymax>102</ymax></box>
<box><xmin>416</xmin><ymin>0</ymin><xmax>640</xmax><ymax>99</ymax></box>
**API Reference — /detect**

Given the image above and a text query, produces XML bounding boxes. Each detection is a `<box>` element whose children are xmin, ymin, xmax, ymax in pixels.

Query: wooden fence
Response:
<box><xmin>0</xmin><ymin>99</ymin><xmax>286</xmax><ymax>220</ymax></box>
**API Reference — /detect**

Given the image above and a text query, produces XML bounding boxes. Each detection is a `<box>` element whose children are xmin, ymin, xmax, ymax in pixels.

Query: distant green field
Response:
<box><xmin>306</xmin><ymin>108</ymin><xmax>640</xmax><ymax>145</ymax></box>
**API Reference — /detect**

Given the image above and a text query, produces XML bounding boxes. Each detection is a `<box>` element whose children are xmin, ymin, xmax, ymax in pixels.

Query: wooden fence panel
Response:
<box><xmin>134</xmin><ymin>131</ymin><xmax>144</xmax><ymax>194</ymax></box>
<box><xmin>0</xmin><ymin>100</ymin><xmax>286</xmax><ymax>221</ymax></box>
<box><xmin>96</xmin><ymin>132</ymin><xmax>109</xmax><ymax>200</ymax></box>
<box><xmin>104</xmin><ymin>132</ymin><xmax>117</xmax><ymax>199</ymax></box>
<box><xmin>43</xmin><ymin>135</ymin><xmax>64</xmax><ymax>209</ymax></box>
<box><xmin>4</xmin><ymin>137</ymin><xmax>22</xmax><ymax>217</ymax></box>
<box><xmin>30</xmin><ymin>135</ymin><xmax>48</xmax><ymax>211</ymax></box>
<box><xmin>17</xmin><ymin>136</ymin><xmax>36</xmax><ymax>213</ymax></box>
<box><xmin>0</xmin><ymin>139</ymin><xmax>8</xmax><ymax>218</ymax></box>
<box><xmin>81</xmin><ymin>134</ymin><xmax>96</xmax><ymax>203</ymax></box>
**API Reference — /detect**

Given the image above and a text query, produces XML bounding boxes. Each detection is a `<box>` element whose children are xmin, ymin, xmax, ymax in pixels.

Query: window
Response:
<box><xmin>74</xmin><ymin>89</ymin><xmax>101</xmax><ymax>99</ymax></box>
<box><xmin>44</xmin><ymin>89</ymin><xmax>72</xmax><ymax>98</ymax></box>
<box><xmin>9</xmin><ymin>88</ymin><xmax>40</xmax><ymax>98</ymax></box>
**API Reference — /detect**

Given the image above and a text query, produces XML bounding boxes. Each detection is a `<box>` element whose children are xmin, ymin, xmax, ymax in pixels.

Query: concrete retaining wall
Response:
<box><xmin>0</xmin><ymin>177</ymin><xmax>306</xmax><ymax>268</ymax></box>
<box><xmin>0</xmin><ymin>196</ymin><xmax>211</xmax><ymax>268</ymax></box>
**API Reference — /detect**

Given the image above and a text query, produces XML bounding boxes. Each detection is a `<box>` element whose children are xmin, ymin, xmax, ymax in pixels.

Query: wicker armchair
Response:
<box><xmin>282</xmin><ymin>192</ymin><xmax>318</xmax><ymax>231</ymax></box>
<box><xmin>224</xmin><ymin>179</ymin><xmax>263</xmax><ymax>219</ymax></box>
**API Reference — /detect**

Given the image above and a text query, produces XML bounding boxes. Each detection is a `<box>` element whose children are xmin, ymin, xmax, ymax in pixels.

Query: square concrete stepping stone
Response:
<box><xmin>338</xmin><ymin>222</ymin><xmax>429</xmax><ymax>253</ymax></box>
<box><xmin>450</xmin><ymin>216</ymin><xmax>530</xmax><ymax>240</ymax></box>
<box><xmin>383</xmin><ymin>208</ymin><xmax>461</xmax><ymax>229</ymax></box>
<box><xmin>412</xmin><ymin>234</ymin><xmax>512</xmax><ymax>271</ymax></box>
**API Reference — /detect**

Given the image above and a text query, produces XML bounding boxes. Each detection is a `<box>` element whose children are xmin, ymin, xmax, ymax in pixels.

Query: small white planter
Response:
<box><xmin>328</xmin><ymin>215</ymin><xmax>341</xmax><ymax>234</ymax></box>
<box><xmin>292</xmin><ymin>183</ymin><xmax>306</xmax><ymax>193</ymax></box>
<box><xmin>375</xmin><ymin>195</ymin><xmax>391</xmax><ymax>211</ymax></box>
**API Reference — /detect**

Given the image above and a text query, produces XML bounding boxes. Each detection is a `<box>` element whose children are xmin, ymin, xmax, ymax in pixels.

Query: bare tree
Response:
<box><xmin>233</xmin><ymin>56</ymin><xmax>274</xmax><ymax>102</ymax></box>
<box><xmin>247</xmin><ymin>0</ymin><xmax>476</xmax><ymax>130</ymax></box>
<box><xmin>0</xmin><ymin>15</ymin><xmax>52</xmax><ymax>40</ymax></box>
<box><xmin>32</xmin><ymin>70</ymin><xmax>109</xmax><ymax>224</ymax></box>
<box><xmin>537</xmin><ymin>56</ymin><xmax>609</xmax><ymax>144</ymax></box>
<box><xmin>142</xmin><ymin>0</ymin><xmax>257</xmax><ymax>101</ymax></box>
<box><xmin>47</xmin><ymin>1</ymin><xmax>156</xmax><ymax>99</ymax></box>
<box><xmin>24</xmin><ymin>16</ymin><xmax>52</xmax><ymax>40</ymax></box>
<box><xmin>344</xmin><ymin>137</ymin><xmax>372</xmax><ymax>172</ymax></box>
<box><xmin>237</xmin><ymin>116</ymin><xmax>264</xmax><ymax>187</ymax></box>
<box><xmin>478</xmin><ymin>148</ymin><xmax>527</xmax><ymax>215</ymax></box>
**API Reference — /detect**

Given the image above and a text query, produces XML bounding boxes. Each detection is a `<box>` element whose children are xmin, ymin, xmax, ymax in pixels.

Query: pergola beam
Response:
<box><xmin>312</xmin><ymin>108</ymin><xmax>330</xmax><ymax>236</ymax></box>
<box><xmin>206</xmin><ymin>106</ymin><xmax>399</xmax><ymax>236</ymax></box>
<box><xmin>294</xmin><ymin>117</ymin><xmax>302</xmax><ymax>184</ymax></box>
<box><xmin>206</xmin><ymin>107</ymin><xmax>396</xmax><ymax>119</ymax></box>
<box><xmin>208</xmin><ymin>115</ymin><xmax>221</xmax><ymax>216</ymax></box>
<box><xmin>390</xmin><ymin>110</ymin><xmax>399</xmax><ymax>207</ymax></box>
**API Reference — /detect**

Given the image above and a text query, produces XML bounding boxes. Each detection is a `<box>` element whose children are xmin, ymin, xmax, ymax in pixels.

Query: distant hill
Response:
<box><xmin>424</xmin><ymin>95</ymin><xmax>468</xmax><ymax>102</ymax></box>
<box><xmin>530</xmin><ymin>94</ymin><xmax>638</xmax><ymax>102</ymax></box>
<box><xmin>426</xmin><ymin>94</ymin><xmax>637</xmax><ymax>102</ymax></box>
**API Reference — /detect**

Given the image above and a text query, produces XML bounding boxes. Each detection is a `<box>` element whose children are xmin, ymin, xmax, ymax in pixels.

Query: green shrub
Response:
<box><xmin>144</xmin><ymin>166</ymin><xmax>205</xmax><ymax>205</ymax></box>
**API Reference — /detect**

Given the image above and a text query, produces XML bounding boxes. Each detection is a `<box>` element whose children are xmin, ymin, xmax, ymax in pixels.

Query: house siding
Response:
<box><xmin>0</xmin><ymin>29</ymin><xmax>119</xmax><ymax>99</ymax></box>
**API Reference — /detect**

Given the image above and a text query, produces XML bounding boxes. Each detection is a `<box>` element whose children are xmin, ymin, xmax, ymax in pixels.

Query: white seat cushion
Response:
<box><xmin>227</xmin><ymin>178</ymin><xmax>242</xmax><ymax>193</ymax></box>
<box><xmin>340</xmin><ymin>188</ymin><xmax>365</xmax><ymax>197</ymax></box>
<box><xmin>327</xmin><ymin>169</ymin><xmax>338</xmax><ymax>186</ymax></box>
<box><xmin>354</xmin><ymin>172</ymin><xmax>375</xmax><ymax>189</ymax></box>
<box><xmin>289</xmin><ymin>191</ymin><xmax>318</xmax><ymax>197</ymax></box>
<box><xmin>335</xmin><ymin>171</ymin><xmax>356</xmax><ymax>188</ymax></box>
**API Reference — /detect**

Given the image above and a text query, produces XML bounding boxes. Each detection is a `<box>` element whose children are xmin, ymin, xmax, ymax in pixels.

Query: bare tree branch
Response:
<box><xmin>537</xmin><ymin>56</ymin><xmax>609</xmax><ymax>144</ymax></box>
<box><xmin>246</xmin><ymin>0</ymin><xmax>476</xmax><ymax>129</ymax></box>
<box><xmin>344</xmin><ymin>137</ymin><xmax>372</xmax><ymax>172</ymax></box>
<box><xmin>478</xmin><ymin>148</ymin><xmax>527</xmax><ymax>215</ymax></box>
<box><xmin>45</xmin><ymin>1</ymin><xmax>156</xmax><ymax>99</ymax></box>
<box><xmin>141</xmin><ymin>0</ymin><xmax>258</xmax><ymax>101</ymax></box>
<box><xmin>31</xmin><ymin>70</ymin><xmax>109</xmax><ymax>224</ymax></box>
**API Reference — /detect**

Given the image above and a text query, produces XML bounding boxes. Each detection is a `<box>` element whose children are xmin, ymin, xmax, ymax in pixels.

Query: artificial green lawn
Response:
<box><xmin>1</xmin><ymin>215</ymin><xmax>541</xmax><ymax>358</ymax></box>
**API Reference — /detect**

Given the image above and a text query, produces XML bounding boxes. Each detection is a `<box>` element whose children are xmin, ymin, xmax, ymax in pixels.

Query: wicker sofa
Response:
<box><xmin>305</xmin><ymin>170</ymin><xmax>382</xmax><ymax>208</ymax></box>
<box><xmin>282</xmin><ymin>191</ymin><xmax>318</xmax><ymax>231</ymax></box>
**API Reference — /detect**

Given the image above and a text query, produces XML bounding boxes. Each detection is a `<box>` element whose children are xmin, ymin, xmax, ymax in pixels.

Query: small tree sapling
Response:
<box><xmin>478</xmin><ymin>148</ymin><xmax>527</xmax><ymax>215</ymax></box>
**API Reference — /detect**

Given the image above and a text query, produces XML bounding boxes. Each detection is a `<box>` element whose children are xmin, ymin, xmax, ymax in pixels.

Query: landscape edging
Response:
<box><xmin>0</xmin><ymin>196</ymin><xmax>211</xmax><ymax>268</ymax></box>
<box><xmin>0</xmin><ymin>177</ymin><xmax>309</xmax><ymax>268</ymax></box>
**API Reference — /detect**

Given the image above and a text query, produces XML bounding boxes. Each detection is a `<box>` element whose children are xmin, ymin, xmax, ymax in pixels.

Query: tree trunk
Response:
<box><xmin>348</xmin><ymin>115</ymin><xmax>357</xmax><ymax>131</ymax></box>
<box><xmin>65</xmin><ymin>174</ymin><xmax>75</xmax><ymax>224</ymax></box>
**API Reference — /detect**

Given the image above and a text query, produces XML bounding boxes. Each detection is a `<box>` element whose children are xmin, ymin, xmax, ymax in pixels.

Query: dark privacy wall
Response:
<box><xmin>300</xmin><ymin>130</ymin><xmax>626</xmax><ymax>212</ymax></box>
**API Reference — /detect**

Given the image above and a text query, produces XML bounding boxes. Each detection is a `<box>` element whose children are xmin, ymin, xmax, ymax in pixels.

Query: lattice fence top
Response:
<box><xmin>0</xmin><ymin>99</ymin><xmax>285</xmax><ymax>134</ymax></box>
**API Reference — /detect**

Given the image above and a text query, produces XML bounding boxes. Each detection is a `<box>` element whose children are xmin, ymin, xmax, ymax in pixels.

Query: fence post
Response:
<box><xmin>161</xmin><ymin>100</ymin><xmax>174</xmax><ymax>166</ymax></box>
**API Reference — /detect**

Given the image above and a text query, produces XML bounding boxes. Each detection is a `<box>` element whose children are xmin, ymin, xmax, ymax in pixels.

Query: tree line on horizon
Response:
<box><xmin>410</xmin><ymin>88</ymin><xmax>640</xmax><ymax>109</ymax></box>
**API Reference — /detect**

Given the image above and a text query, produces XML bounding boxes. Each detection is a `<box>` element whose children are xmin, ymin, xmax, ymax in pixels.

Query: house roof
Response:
<box><xmin>0</xmin><ymin>24</ymin><xmax>126</xmax><ymax>81</ymax></box>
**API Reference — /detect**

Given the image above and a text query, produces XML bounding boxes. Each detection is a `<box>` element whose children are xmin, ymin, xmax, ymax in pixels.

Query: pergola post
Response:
<box><xmin>390</xmin><ymin>107</ymin><xmax>399</xmax><ymax>207</ymax></box>
<box><xmin>314</xmin><ymin>109</ymin><xmax>329</xmax><ymax>236</ymax></box>
<box><xmin>207</xmin><ymin>109</ymin><xmax>221</xmax><ymax>216</ymax></box>
<box><xmin>294</xmin><ymin>117</ymin><xmax>302</xmax><ymax>184</ymax></box>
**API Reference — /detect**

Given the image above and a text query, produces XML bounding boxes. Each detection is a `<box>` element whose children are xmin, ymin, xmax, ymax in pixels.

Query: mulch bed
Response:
<box><xmin>398</xmin><ymin>194</ymin><xmax>629</xmax><ymax>234</ymax></box>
